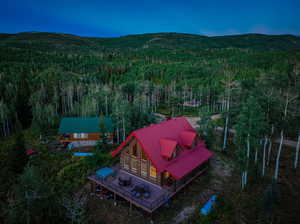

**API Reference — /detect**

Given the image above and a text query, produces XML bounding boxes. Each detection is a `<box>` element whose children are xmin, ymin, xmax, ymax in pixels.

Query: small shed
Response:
<box><xmin>58</xmin><ymin>117</ymin><xmax>113</xmax><ymax>143</ymax></box>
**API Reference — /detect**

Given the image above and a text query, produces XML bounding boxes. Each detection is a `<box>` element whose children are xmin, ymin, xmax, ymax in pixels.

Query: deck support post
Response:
<box><xmin>150</xmin><ymin>213</ymin><xmax>154</xmax><ymax>224</ymax></box>
<box><xmin>130</xmin><ymin>202</ymin><xmax>132</xmax><ymax>212</ymax></box>
<box><xmin>114</xmin><ymin>193</ymin><xmax>117</xmax><ymax>206</ymax></box>
<box><xmin>90</xmin><ymin>182</ymin><xmax>94</xmax><ymax>193</ymax></box>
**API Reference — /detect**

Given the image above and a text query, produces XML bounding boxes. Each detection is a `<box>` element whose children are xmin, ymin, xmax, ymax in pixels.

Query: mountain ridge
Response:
<box><xmin>1</xmin><ymin>31</ymin><xmax>300</xmax><ymax>51</ymax></box>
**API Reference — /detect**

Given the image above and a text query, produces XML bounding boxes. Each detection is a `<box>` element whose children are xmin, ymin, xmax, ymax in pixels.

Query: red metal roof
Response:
<box><xmin>165</xmin><ymin>143</ymin><xmax>213</xmax><ymax>180</ymax></box>
<box><xmin>180</xmin><ymin>130</ymin><xmax>197</xmax><ymax>147</ymax></box>
<box><xmin>110</xmin><ymin>117</ymin><xmax>213</xmax><ymax>179</ymax></box>
<box><xmin>160</xmin><ymin>138</ymin><xmax>177</xmax><ymax>159</ymax></box>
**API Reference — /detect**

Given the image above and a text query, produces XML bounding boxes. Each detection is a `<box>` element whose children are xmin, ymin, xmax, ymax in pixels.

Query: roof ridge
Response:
<box><xmin>134</xmin><ymin>117</ymin><xmax>187</xmax><ymax>133</ymax></box>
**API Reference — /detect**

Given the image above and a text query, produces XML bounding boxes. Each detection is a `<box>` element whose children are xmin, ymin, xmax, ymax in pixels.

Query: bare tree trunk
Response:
<box><xmin>267</xmin><ymin>138</ymin><xmax>272</xmax><ymax>166</ymax></box>
<box><xmin>255</xmin><ymin>148</ymin><xmax>258</xmax><ymax>165</ymax></box>
<box><xmin>222</xmin><ymin>99</ymin><xmax>230</xmax><ymax>152</ymax></box>
<box><xmin>274</xmin><ymin>92</ymin><xmax>293</xmax><ymax>181</ymax></box>
<box><xmin>242</xmin><ymin>135</ymin><xmax>251</xmax><ymax>189</ymax></box>
<box><xmin>241</xmin><ymin>172</ymin><xmax>245</xmax><ymax>189</ymax></box>
<box><xmin>274</xmin><ymin>130</ymin><xmax>284</xmax><ymax>181</ymax></box>
<box><xmin>294</xmin><ymin>132</ymin><xmax>300</xmax><ymax>169</ymax></box>
<box><xmin>262</xmin><ymin>137</ymin><xmax>268</xmax><ymax>176</ymax></box>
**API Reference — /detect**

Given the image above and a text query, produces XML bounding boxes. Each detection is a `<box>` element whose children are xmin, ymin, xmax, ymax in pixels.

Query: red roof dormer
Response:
<box><xmin>160</xmin><ymin>138</ymin><xmax>178</xmax><ymax>159</ymax></box>
<box><xmin>180</xmin><ymin>130</ymin><xmax>197</xmax><ymax>148</ymax></box>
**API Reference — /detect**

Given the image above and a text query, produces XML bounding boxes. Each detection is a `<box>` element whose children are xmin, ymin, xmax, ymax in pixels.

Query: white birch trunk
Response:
<box><xmin>241</xmin><ymin>172</ymin><xmax>245</xmax><ymax>189</ymax></box>
<box><xmin>267</xmin><ymin>138</ymin><xmax>272</xmax><ymax>166</ymax></box>
<box><xmin>274</xmin><ymin>130</ymin><xmax>284</xmax><ymax>181</ymax></box>
<box><xmin>255</xmin><ymin>148</ymin><xmax>258</xmax><ymax>165</ymax></box>
<box><xmin>222</xmin><ymin>92</ymin><xmax>230</xmax><ymax>152</ymax></box>
<box><xmin>274</xmin><ymin>92</ymin><xmax>291</xmax><ymax>181</ymax></box>
<box><xmin>262</xmin><ymin>137</ymin><xmax>268</xmax><ymax>176</ymax></box>
<box><xmin>294</xmin><ymin>132</ymin><xmax>300</xmax><ymax>169</ymax></box>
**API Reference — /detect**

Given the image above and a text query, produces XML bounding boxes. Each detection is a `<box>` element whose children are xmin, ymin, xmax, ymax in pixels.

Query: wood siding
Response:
<box><xmin>120</xmin><ymin>137</ymin><xmax>161</xmax><ymax>185</ymax></box>
<box><xmin>59</xmin><ymin>132</ymin><xmax>113</xmax><ymax>143</ymax></box>
<box><xmin>119</xmin><ymin>135</ymin><xmax>203</xmax><ymax>188</ymax></box>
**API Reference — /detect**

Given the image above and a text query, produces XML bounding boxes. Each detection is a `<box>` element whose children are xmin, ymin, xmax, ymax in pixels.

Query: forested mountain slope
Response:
<box><xmin>0</xmin><ymin>31</ymin><xmax>300</xmax><ymax>224</ymax></box>
<box><xmin>0</xmin><ymin>31</ymin><xmax>299</xmax><ymax>138</ymax></box>
<box><xmin>1</xmin><ymin>32</ymin><xmax>300</xmax><ymax>51</ymax></box>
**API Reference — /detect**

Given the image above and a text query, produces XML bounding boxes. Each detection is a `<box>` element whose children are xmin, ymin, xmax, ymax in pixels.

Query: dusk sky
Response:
<box><xmin>1</xmin><ymin>0</ymin><xmax>299</xmax><ymax>37</ymax></box>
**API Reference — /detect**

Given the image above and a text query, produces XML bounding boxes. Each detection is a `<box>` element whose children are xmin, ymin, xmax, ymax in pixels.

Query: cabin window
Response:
<box><xmin>150</xmin><ymin>164</ymin><xmax>157</xmax><ymax>178</ymax></box>
<box><xmin>172</xmin><ymin>146</ymin><xmax>181</xmax><ymax>159</ymax></box>
<box><xmin>141</xmin><ymin>161</ymin><xmax>148</xmax><ymax>177</ymax></box>
<box><xmin>123</xmin><ymin>155</ymin><xmax>130</xmax><ymax>170</ymax></box>
<box><xmin>132</xmin><ymin>144</ymin><xmax>138</xmax><ymax>157</ymax></box>
<box><xmin>131</xmin><ymin>158</ymin><xmax>138</xmax><ymax>173</ymax></box>
<box><xmin>73</xmin><ymin>133</ymin><xmax>88</xmax><ymax>138</ymax></box>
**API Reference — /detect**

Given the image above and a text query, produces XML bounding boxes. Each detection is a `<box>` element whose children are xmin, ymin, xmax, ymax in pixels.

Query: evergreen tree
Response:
<box><xmin>197</xmin><ymin>111</ymin><xmax>215</xmax><ymax>149</ymax></box>
<box><xmin>7</xmin><ymin>166</ymin><xmax>63</xmax><ymax>224</ymax></box>
<box><xmin>97</xmin><ymin>116</ymin><xmax>109</xmax><ymax>152</ymax></box>
<box><xmin>234</xmin><ymin>95</ymin><xmax>267</xmax><ymax>189</ymax></box>
<box><xmin>8</xmin><ymin>130</ymin><xmax>28</xmax><ymax>174</ymax></box>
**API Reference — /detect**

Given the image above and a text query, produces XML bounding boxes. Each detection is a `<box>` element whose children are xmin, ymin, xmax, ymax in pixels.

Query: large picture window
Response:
<box><xmin>141</xmin><ymin>161</ymin><xmax>148</xmax><ymax>177</ymax></box>
<box><xmin>150</xmin><ymin>164</ymin><xmax>157</xmax><ymax>178</ymax></box>
<box><xmin>123</xmin><ymin>155</ymin><xmax>130</xmax><ymax>170</ymax></box>
<box><xmin>131</xmin><ymin>158</ymin><xmax>138</xmax><ymax>173</ymax></box>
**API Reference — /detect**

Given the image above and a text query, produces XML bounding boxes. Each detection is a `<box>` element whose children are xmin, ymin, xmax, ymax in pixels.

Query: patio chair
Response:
<box><xmin>118</xmin><ymin>176</ymin><xmax>131</xmax><ymax>187</ymax></box>
<box><xmin>142</xmin><ymin>185</ymin><xmax>151</xmax><ymax>199</ymax></box>
<box><xmin>131</xmin><ymin>188</ymin><xmax>142</xmax><ymax>198</ymax></box>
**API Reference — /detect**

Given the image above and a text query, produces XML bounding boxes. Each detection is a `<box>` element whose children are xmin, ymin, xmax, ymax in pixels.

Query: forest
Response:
<box><xmin>0</xmin><ymin>32</ymin><xmax>299</xmax><ymax>224</ymax></box>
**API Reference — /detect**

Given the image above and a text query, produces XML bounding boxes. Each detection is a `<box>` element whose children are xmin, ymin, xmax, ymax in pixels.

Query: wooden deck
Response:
<box><xmin>88</xmin><ymin>169</ymin><xmax>170</xmax><ymax>213</ymax></box>
<box><xmin>88</xmin><ymin>165</ymin><xmax>208</xmax><ymax>213</ymax></box>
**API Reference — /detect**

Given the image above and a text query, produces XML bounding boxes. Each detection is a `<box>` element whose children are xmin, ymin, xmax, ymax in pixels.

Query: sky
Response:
<box><xmin>1</xmin><ymin>0</ymin><xmax>299</xmax><ymax>37</ymax></box>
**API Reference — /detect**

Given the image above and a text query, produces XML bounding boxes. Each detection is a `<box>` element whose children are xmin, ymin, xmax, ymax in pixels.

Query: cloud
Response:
<box><xmin>250</xmin><ymin>24</ymin><xmax>300</xmax><ymax>35</ymax></box>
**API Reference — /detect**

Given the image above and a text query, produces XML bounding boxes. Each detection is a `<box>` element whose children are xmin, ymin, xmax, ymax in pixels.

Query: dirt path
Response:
<box><xmin>173</xmin><ymin>154</ymin><xmax>233</xmax><ymax>224</ymax></box>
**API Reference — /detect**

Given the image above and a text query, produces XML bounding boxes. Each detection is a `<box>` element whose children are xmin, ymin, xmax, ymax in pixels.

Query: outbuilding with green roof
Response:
<box><xmin>58</xmin><ymin>117</ymin><xmax>113</xmax><ymax>144</ymax></box>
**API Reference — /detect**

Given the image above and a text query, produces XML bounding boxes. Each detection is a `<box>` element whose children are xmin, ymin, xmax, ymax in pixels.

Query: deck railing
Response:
<box><xmin>90</xmin><ymin>175</ymin><xmax>169</xmax><ymax>211</ymax></box>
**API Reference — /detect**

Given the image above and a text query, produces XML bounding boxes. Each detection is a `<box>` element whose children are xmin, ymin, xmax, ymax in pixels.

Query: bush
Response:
<box><xmin>56</xmin><ymin>159</ymin><xmax>91</xmax><ymax>192</ymax></box>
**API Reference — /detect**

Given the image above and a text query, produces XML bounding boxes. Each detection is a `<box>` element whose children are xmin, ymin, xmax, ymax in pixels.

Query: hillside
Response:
<box><xmin>1</xmin><ymin>32</ymin><xmax>300</xmax><ymax>51</ymax></box>
<box><xmin>0</xmin><ymin>31</ymin><xmax>299</xmax><ymax>224</ymax></box>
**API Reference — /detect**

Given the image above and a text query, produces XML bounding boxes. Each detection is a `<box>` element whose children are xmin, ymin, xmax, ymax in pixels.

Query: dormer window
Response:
<box><xmin>180</xmin><ymin>131</ymin><xmax>197</xmax><ymax>148</ymax></box>
<box><xmin>160</xmin><ymin>138</ymin><xmax>180</xmax><ymax>160</ymax></box>
<box><xmin>171</xmin><ymin>145</ymin><xmax>181</xmax><ymax>159</ymax></box>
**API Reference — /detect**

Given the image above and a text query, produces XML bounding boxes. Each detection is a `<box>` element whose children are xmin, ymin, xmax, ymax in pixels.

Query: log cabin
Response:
<box><xmin>58</xmin><ymin>117</ymin><xmax>113</xmax><ymax>144</ymax></box>
<box><xmin>111</xmin><ymin>117</ymin><xmax>213</xmax><ymax>189</ymax></box>
<box><xmin>88</xmin><ymin>117</ymin><xmax>213</xmax><ymax>213</ymax></box>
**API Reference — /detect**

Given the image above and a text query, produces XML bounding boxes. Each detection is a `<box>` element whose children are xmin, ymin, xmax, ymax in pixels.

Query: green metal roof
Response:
<box><xmin>58</xmin><ymin>117</ymin><xmax>113</xmax><ymax>134</ymax></box>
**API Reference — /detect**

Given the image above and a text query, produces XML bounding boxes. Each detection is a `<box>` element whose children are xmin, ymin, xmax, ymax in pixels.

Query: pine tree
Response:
<box><xmin>7</xmin><ymin>166</ymin><xmax>63</xmax><ymax>224</ymax></box>
<box><xmin>234</xmin><ymin>95</ymin><xmax>267</xmax><ymax>189</ymax></box>
<box><xmin>8</xmin><ymin>129</ymin><xmax>28</xmax><ymax>174</ymax></box>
